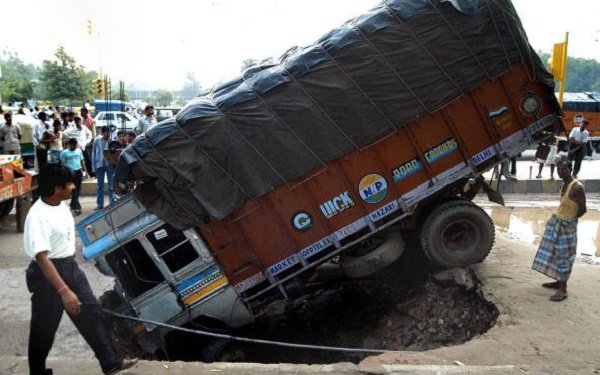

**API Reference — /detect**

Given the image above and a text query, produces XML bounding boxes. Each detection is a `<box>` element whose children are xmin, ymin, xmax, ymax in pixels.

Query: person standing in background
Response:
<box><xmin>0</xmin><ymin>112</ymin><xmax>22</xmax><ymax>154</ymax></box>
<box><xmin>535</xmin><ymin>136</ymin><xmax>558</xmax><ymax>179</ymax></box>
<box><xmin>80</xmin><ymin>107</ymin><xmax>96</xmax><ymax>137</ymax></box>
<box><xmin>568</xmin><ymin>119</ymin><xmax>589</xmax><ymax>178</ymax></box>
<box><xmin>33</xmin><ymin>112</ymin><xmax>51</xmax><ymax>170</ymax></box>
<box><xmin>65</xmin><ymin>116</ymin><xmax>93</xmax><ymax>170</ymax></box>
<box><xmin>48</xmin><ymin>120</ymin><xmax>64</xmax><ymax>163</ymax></box>
<box><xmin>91</xmin><ymin>126</ymin><xmax>115</xmax><ymax>210</ymax></box>
<box><xmin>134</xmin><ymin>105</ymin><xmax>156</xmax><ymax>135</ymax></box>
<box><xmin>80</xmin><ymin>107</ymin><xmax>96</xmax><ymax>175</ymax></box>
<box><xmin>60</xmin><ymin>138</ymin><xmax>87</xmax><ymax>216</ymax></box>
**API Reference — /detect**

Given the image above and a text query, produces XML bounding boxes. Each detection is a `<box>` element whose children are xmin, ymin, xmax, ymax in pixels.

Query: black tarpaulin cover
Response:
<box><xmin>115</xmin><ymin>0</ymin><xmax>554</xmax><ymax>229</ymax></box>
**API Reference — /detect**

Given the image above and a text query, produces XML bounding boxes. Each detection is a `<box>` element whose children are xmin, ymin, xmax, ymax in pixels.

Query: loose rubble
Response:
<box><xmin>104</xmin><ymin>248</ymin><xmax>498</xmax><ymax>364</ymax></box>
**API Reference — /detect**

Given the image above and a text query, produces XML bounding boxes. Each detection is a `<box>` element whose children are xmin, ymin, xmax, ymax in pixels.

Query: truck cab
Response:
<box><xmin>77</xmin><ymin>196</ymin><xmax>253</xmax><ymax>356</ymax></box>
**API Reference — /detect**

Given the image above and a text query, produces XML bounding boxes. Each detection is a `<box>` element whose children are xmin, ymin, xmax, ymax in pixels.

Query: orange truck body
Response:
<box><xmin>0</xmin><ymin>156</ymin><xmax>33</xmax><ymax>204</ymax></box>
<box><xmin>561</xmin><ymin>92</ymin><xmax>600</xmax><ymax>140</ymax></box>
<box><xmin>199</xmin><ymin>63</ymin><xmax>561</xmax><ymax>298</ymax></box>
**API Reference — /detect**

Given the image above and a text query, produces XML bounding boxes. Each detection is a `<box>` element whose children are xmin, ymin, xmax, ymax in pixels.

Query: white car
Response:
<box><xmin>94</xmin><ymin>111</ymin><xmax>139</xmax><ymax>134</ymax></box>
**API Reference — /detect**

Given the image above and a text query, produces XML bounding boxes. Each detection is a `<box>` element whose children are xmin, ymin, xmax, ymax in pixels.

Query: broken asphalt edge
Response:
<box><xmin>1</xmin><ymin>356</ymin><xmax>596</xmax><ymax>374</ymax></box>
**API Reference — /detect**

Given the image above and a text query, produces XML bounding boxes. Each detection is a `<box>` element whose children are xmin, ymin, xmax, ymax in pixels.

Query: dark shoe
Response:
<box><xmin>73</xmin><ymin>210</ymin><xmax>81</xmax><ymax>216</ymax></box>
<box><xmin>536</xmin><ymin>175</ymin><xmax>542</xmax><ymax>179</ymax></box>
<box><xmin>94</xmin><ymin>206</ymin><xmax>102</xmax><ymax>211</ymax></box>
<box><xmin>106</xmin><ymin>358</ymin><xmax>138</xmax><ymax>375</ymax></box>
<box><xmin>542</xmin><ymin>281</ymin><xmax>560</xmax><ymax>289</ymax></box>
<box><xmin>550</xmin><ymin>291</ymin><xmax>568</xmax><ymax>302</ymax></box>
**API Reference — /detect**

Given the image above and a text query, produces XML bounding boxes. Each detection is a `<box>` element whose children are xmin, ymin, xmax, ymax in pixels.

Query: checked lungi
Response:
<box><xmin>532</xmin><ymin>214</ymin><xmax>578</xmax><ymax>281</ymax></box>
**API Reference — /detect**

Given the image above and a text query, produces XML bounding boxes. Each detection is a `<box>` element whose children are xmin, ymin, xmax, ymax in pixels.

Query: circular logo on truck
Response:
<box><xmin>358</xmin><ymin>174</ymin><xmax>388</xmax><ymax>204</ymax></box>
<box><xmin>519</xmin><ymin>91</ymin><xmax>541</xmax><ymax>118</ymax></box>
<box><xmin>292</xmin><ymin>211</ymin><xmax>313</xmax><ymax>232</ymax></box>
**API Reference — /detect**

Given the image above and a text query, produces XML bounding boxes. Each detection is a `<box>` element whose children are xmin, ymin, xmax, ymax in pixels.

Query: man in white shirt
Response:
<box><xmin>24</xmin><ymin>163</ymin><xmax>137</xmax><ymax>375</ymax></box>
<box><xmin>64</xmin><ymin>116</ymin><xmax>93</xmax><ymax>151</ymax></box>
<box><xmin>568</xmin><ymin>119</ymin><xmax>589</xmax><ymax>178</ymax></box>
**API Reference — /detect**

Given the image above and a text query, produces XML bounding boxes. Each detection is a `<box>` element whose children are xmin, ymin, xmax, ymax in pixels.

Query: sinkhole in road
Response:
<box><xmin>108</xmin><ymin>246</ymin><xmax>499</xmax><ymax>364</ymax></box>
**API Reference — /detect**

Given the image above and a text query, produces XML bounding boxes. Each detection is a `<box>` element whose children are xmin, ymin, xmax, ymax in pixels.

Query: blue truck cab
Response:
<box><xmin>76</xmin><ymin>195</ymin><xmax>253</xmax><ymax>356</ymax></box>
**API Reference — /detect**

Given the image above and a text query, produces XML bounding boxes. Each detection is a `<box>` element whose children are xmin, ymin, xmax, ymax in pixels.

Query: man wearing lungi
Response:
<box><xmin>532</xmin><ymin>158</ymin><xmax>586</xmax><ymax>302</ymax></box>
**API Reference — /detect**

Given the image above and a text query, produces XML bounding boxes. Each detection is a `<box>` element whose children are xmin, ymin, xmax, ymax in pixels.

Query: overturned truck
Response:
<box><xmin>77</xmin><ymin>0</ymin><xmax>563</xmax><ymax>359</ymax></box>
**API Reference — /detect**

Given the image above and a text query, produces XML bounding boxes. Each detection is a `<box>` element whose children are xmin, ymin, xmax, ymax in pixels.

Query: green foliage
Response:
<box><xmin>0</xmin><ymin>52</ymin><xmax>40</xmax><ymax>103</ymax></box>
<box><xmin>41</xmin><ymin>46</ymin><xmax>94</xmax><ymax>103</ymax></box>
<box><xmin>149</xmin><ymin>89</ymin><xmax>173</xmax><ymax>106</ymax></box>
<box><xmin>538</xmin><ymin>51</ymin><xmax>600</xmax><ymax>92</ymax></box>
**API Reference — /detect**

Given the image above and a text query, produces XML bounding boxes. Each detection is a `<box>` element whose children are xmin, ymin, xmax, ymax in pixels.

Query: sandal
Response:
<box><xmin>542</xmin><ymin>281</ymin><xmax>561</xmax><ymax>289</ymax></box>
<box><xmin>550</xmin><ymin>291</ymin><xmax>568</xmax><ymax>302</ymax></box>
<box><xmin>106</xmin><ymin>358</ymin><xmax>138</xmax><ymax>375</ymax></box>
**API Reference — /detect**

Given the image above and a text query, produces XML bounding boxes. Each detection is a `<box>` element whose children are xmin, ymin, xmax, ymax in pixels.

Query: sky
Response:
<box><xmin>1</xmin><ymin>0</ymin><xmax>599</xmax><ymax>91</ymax></box>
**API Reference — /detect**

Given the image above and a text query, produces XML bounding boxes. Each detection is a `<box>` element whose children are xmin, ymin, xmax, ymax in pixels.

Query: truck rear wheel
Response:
<box><xmin>421</xmin><ymin>200</ymin><xmax>494</xmax><ymax>268</ymax></box>
<box><xmin>340</xmin><ymin>231</ymin><xmax>405</xmax><ymax>278</ymax></box>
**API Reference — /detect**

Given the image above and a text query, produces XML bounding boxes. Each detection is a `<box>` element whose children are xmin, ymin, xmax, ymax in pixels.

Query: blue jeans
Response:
<box><xmin>49</xmin><ymin>150</ymin><xmax>61</xmax><ymax>163</ymax></box>
<box><xmin>95</xmin><ymin>165</ymin><xmax>115</xmax><ymax>208</ymax></box>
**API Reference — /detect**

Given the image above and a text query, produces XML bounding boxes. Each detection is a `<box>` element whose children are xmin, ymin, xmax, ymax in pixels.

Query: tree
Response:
<box><xmin>149</xmin><ymin>89</ymin><xmax>173</xmax><ymax>106</ymax></box>
<box><xmin>41</xmin><ymin>46</ymin><xmax>94</xmax><ymax>104</ymax></box>
<box><xmin>538</xmin><ymin>51</ymin><xmax>600</xmax><ymax>92</ymax></box>
<box><xmin>181</xmin><ymin>72</ymin><xmax>201</xmax><ymax>100</ymax></box>
<box><xmin>0</xmin><ymin>51</ymin><xmax>40</xmax><ymax>104</ymax></box>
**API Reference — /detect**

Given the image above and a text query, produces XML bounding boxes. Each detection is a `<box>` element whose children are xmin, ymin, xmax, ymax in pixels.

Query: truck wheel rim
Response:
<box><xmin>441</xmin><ymin>219</ymin><xmax>479</xmax><ymax>253</ymax></box>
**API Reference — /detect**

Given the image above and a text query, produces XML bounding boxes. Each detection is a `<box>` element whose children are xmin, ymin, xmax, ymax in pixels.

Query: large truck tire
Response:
<box><xmin>421</xmin><ymin>200</ymin><xmax>494</xmax><ymax>269</ymax></box>
<box><xmin>340</xmin><ymin>231</ymin><xmax>405</xmax><ymax>278</ymax></box>
<box><xmin>0</xmin><ymin>199</ymin><xmax>15</xmax><ymax>219</ymax></box>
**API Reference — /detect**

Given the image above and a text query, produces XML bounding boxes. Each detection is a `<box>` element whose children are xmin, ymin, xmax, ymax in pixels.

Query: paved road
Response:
<box><xmin>1</xmin><ymin>196</ymin><xmax>599</xmax><ymax>374</ymax></box>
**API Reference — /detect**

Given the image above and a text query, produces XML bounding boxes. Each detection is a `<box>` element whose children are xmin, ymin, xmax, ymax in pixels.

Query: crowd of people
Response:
<box><xmin>0</xmin><ymin>104</ymin><xmax>150</xmax><ymax>215</ymax></box>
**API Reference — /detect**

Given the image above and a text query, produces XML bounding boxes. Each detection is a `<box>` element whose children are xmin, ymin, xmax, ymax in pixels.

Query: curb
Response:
<box><xmin>495</xmin><ymin>179</ymin><xmax>600</xmax><ymax>194</ymax></box>
<box><xmin>3</xmin><ymin>356</ymin><xmax>589</xmax><ymax>375</ymax></box>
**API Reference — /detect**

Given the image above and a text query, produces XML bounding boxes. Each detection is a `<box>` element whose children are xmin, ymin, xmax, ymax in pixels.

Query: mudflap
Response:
<box><xmin>481</xmin><ymin>179</ymin><xmax>505</xmax><ymax>206</ymax></box>
<box><xmin>461</xmin><ymin>176</ymin><xmax>504</xmax><ymax>207</ymax></box>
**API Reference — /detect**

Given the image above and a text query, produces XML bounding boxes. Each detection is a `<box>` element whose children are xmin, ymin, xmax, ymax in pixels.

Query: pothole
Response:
<box><xmin>105</xmin><ymin>248</ymin><xmax>499</xmax><ymax>364</ymax></box>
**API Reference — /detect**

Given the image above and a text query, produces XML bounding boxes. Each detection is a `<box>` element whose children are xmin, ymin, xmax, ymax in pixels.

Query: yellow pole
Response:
<box><xmin>558</xmin><ymin>32</ymin><xmax>569</xmax><ymax>107</ymax></box>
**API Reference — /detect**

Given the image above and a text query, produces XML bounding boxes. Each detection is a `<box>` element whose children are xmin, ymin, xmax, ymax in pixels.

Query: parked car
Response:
<box><xmin>155</xmin><ymin>107</ymin><xmax>182</xmax><ymax>122</ymax></box>
<box><xmin>94</xmin><ymin>111</ymin><xmax>139</xmax><ymax>134</ymax></box>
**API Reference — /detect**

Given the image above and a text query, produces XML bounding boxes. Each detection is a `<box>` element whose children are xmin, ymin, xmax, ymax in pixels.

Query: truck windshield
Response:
<box><xmin>146</xmin><ymin>224</ymin><xmax>200</xmax><ymax>273</ymax></box>
<box><xmin>105</xmin><ymin>239</ymin><xmax>165</xmax><ymax>299</ymax></box>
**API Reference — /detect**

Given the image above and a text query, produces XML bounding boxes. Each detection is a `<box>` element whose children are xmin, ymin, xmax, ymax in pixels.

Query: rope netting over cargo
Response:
<box><xmin>115</xmin><ymin>0</ymin><xmax>555</xmax><ymax>229</ymax></box>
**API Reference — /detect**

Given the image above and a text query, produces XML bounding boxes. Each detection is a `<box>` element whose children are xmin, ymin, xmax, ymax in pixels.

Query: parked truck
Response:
<box><xmin>0</xmin><ymin>155</ymin><xmax>35</xmax><ymax>230</ymax></box>
<box><xmin>76</xmin><ymin>0</ymin><xmax>562</xmax><ymax>360</ymax></box>
<box><xmin>559</xmin><ymin>92</ymin><xmax>600</xmax><ymax>155</ymax></box>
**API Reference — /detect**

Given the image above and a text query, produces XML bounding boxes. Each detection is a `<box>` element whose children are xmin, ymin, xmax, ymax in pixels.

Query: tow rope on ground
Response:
<box><xmin>103</xmin><ymin>309</ymin><xmax>402</xmax><ymax>355</ymax></box>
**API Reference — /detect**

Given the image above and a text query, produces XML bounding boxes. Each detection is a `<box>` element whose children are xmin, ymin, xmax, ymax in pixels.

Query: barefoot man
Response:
<box><xmin>532</xmin><ymin>158</ymin><xmax>586</xmax><ymax>302</ymax></box>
